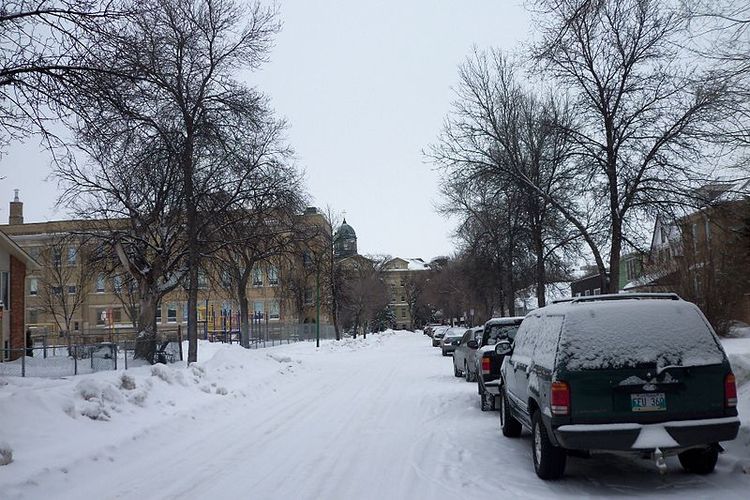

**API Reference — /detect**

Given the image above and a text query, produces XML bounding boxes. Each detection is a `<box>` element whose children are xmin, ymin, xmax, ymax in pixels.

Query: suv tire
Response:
<box><xmin>678</xmin><ymin>446</ymin><xmax>719</xmax><ymax>474</ymax></box>
<box><xmin>531</xmin><ymin>411</ymin><xmax>566</xmax><ymax>480</ymax></box>
<box><xmin>500</xmin><ymin>388</ymin><xmax>522</xmax><ymax>438</ymax></box>
<box><xmin>453</xmin><ymin>362</ymin><xmax>462</xmax><ymax>378</ymax></box>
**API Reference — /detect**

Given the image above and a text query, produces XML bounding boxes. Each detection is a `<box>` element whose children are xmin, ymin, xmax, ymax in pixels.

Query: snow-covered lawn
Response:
<box><xmin>1</xmin><ymin>331</ymin><xmax>749</xmax><ymax>499</ymax></box>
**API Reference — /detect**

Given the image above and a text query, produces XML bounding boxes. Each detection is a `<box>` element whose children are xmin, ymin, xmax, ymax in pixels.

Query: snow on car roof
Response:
<box><xmin>549</xmin><ymin>298</ymin><xmax>726</xmax><ymax>370</ymax></box>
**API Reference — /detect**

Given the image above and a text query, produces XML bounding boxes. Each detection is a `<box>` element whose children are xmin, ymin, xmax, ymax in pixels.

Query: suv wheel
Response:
<box><xmin>531</xmin><ymin>411</ymin><xmax>566</xmax><ymax>480</ymax></box>
<box><xmin>499</xmin><ymin>388</ymin><xmax>522</xmax><ymax>438</ymax></box>
<box><xmin>480</xmin><ymin>392</ymin><xmax>494</xmax><ymax>411</ymax></box>
<box><xmin>678</xmin><ymin>446</ymin><xmax>719</xmax><ymax>474</ymax></box>
<box><xmin>453</xmin><ymin>362</ymin><xmax>462</xmax><ymax>378</ymax></box>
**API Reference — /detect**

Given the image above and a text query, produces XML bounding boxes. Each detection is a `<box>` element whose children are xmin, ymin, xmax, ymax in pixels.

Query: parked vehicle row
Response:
<box><xmin>432</xmin><ymin>293</ymin><xmax>741</xmax><ymax>481</ymax></box>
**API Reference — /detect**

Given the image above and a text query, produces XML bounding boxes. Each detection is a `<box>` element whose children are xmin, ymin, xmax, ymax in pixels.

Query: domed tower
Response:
<box><xmin>334</xmin><ymin>218</ymin><xmax>358</xmax><ymax>259</ymax></box>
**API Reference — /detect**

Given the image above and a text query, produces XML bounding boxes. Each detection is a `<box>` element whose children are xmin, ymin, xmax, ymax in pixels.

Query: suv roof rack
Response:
<box><xmin>568</xmin><ymin>293</ymin><xmax>681</xmax><ymax>304</ymax></box>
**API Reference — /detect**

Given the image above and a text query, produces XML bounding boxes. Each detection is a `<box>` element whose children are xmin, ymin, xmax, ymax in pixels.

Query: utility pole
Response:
<box><xmin>315</xmin><ymin>268</ymin><xmax>320</xmax><ymax>348</ymax></box>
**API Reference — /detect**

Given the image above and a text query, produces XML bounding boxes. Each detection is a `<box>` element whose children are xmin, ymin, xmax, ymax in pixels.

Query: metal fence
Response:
<box><xmin>0</xmin><ymin>322</ymin><xmax>338</xmax><ymax>377</ymax></box>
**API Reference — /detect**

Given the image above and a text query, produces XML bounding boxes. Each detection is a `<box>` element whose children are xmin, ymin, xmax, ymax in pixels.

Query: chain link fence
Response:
<box><xmin>1</xmin><ymin>322</ymin><xmax>338</xmax><ymax>377</ymax></box>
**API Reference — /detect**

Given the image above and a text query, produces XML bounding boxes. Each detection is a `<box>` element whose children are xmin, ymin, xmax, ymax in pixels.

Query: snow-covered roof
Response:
<box><xmin>385</xmin><ymin>257</ymin><xmax>430</xmax><ymax>272</ymax></box>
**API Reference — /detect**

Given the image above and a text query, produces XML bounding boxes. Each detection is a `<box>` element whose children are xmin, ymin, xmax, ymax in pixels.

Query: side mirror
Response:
<box><xmin>495</xmin><ymin>340</ymin><xmax>512</xmax><ymax>356</ymax></box>
<box><xmin>467</xmin><ymin>340</ymin><xmax>479</xmax><ymax>349</ymax></box>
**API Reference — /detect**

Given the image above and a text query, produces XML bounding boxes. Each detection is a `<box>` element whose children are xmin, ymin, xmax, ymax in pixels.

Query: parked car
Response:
<box><xmin>499</xmin><ymin>293</ymin><xmax>740</xmax><ymax>480</ymax></box>
<box><xmin>424</xmin><ymin>324</ymin><xmax>442</xmax><ymax>337</ymax></box>
<box><xmin>452</xmin><ymin>327</ymin><xmax>483</xmax><ymax>377</ymax></box>
<box><xmin>441</xmin><ymin>327</ymin><xmax>467</xmax><ymax>356</ymax></box>
<box><xmin>431</xmin><ymin>326</ymin><xmax>449</xmax><ymax>347</ymax></box>
<box><xmin>470</xmin><ymin>317</ymin><xmax>525</xmax><ymax>411</ymax></box>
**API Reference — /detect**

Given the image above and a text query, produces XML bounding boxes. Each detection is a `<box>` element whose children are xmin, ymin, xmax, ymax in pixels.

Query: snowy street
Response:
<box><xmin>2</xmin><ymin>331</ymin><xmax>750</xmax><ymax>499</ymax></box>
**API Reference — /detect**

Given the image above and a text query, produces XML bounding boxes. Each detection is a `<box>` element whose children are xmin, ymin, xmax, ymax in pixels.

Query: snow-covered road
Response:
<box><xmin>2</xmin><ymin>331</ymin><xmax>750</xmax><ymax>499</ymax></box>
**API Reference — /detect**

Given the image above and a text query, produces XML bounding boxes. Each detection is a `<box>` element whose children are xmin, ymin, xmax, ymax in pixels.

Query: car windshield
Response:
<box><xmin>484</xmin><ymin>324</ymin><xmax>520</xmax><ymax>345</ymax></box>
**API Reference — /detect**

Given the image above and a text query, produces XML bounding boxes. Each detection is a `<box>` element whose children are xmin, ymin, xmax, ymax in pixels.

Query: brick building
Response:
<box><xmin>1</xmin><ymin>196</ymin><xmax>39</xmax><ymax>359</ymax></box>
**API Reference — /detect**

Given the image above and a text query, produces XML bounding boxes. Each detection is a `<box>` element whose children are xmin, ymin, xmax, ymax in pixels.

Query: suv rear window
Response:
<box><xmin>483</xmin><ymin>323</ymin><xmax>520</xmax><ymax>345</ymax></box>
<box><xmin>559</xmin><ymin>301</ymin><xmax>725</xmax><ymax>370</ymax></box>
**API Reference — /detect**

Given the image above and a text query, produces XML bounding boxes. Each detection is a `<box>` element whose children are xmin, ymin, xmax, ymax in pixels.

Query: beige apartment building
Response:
<box><xmin>0</xmin><ymin>195</ymin><xmax>332</xmax><ymax>341</ymax></box>
<box><xmin>383</xmin><ymin>257</ymin><xmax>430</xmax><ymax>330</ymax></box>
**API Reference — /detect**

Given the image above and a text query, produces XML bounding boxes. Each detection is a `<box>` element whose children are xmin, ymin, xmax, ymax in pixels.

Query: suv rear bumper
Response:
<box><xmin>481</xmin><ymin>378</ymin><xmax>501</xmax><ymax>396</ymax></box>
<box><xmin>554</xmin><ymin>416</ymin><xmax>740</xmax><ymax>451</ymax></box>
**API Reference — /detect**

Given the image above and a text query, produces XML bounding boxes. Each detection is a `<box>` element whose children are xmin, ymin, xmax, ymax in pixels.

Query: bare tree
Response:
<box><xmin>430</xmin><ymin>50</ymin><xmax>584</xmax><ymax>307</ymax></box>
<box><xmin>56</xmin><ymin>0</ymin><xmax>281</xmax><ymax>362</ymax></box>
<box><xmin>532</xmin><ymin>0</ymin><xmax>730</xmax><ymax>291</ymax></box>
<box><xmin>211</xmin><ymin>169</ymin><xmax>306</xmax><ymax>348</ymax></box>
<box><xmin>338</xmin><ymin>255</ymin><xmax>389</xmax><ymax>338</ymax></box>
<box><xmin>0</xmin><ymin>1</ymin><xmax>118</xmax><ymax>154</ymax></box>
<box><xmin>56</xmin><ymin>132</ymin><xmax>189</xmax><ymax>361</ymax></box>
<box><xmin>35</xmin><ymin>234</ymin><xmax>96</xmax><ymax>342</ymax></box>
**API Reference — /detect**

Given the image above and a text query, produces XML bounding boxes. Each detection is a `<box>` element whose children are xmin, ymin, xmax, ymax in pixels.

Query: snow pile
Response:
<box><xmin>560</xmin><ymin>300</ymin><xmax>725</xmax><ymax>370</ymax></box>
<box><xmin>724</xmin><ymin>338</ymin><xmax>750</xmax><ymax>386</ymax></box>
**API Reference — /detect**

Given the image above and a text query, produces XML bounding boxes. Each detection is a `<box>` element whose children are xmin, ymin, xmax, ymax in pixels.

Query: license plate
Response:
<box><xmin>631</xmin><ymin>393</ymin><xmax>666</xmax><ymax>412</ymax></box>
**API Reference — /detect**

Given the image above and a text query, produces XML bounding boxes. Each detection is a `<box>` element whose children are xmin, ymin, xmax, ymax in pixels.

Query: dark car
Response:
<box><xmin>441</xmin><ymin>327</ymin><xmax>467</xmax><ymax>356</ymax></box>
<box><xmin>499</xmin><ymin>293</ymin><xmax>740</xmax><ymax>480</ymax></box>
<box><xmin>452</xmin><ymin>327</ymin><xmax>483</xmax><ymax>379</ymax></box>
<box><xmin>431</xmin><ymin>326</ymin><xmax>449</xmax><ymax>347</ymax></box>
<box><xmin>470</xmin><ymin>317</ymin><xmax>525</xmax><ymax>411</ymax></box>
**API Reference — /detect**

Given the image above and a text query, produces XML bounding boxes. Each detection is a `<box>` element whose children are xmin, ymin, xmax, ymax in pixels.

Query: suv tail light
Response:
<box><xmin>481</xmin><ymin>356</ymin><xmax>490</xmax><ymax>375</ymax></box>
<box><xmin>551</xmin><ymin>381</ymin><xmax>570</xmax><ymax>416</ymax></box>
<box><xmin>725</xmin><ymin>373</ymin><xmax>737</xmax><ymax>408</ymax></box>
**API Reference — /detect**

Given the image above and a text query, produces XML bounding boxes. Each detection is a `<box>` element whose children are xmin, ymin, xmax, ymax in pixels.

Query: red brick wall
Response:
<box><xmin>8</xmin><ymin>255</ymin><xmax>26</xmax><ymax>360</ymax></box>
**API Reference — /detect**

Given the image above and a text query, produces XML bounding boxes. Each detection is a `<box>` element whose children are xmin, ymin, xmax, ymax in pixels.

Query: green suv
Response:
<box><xmin>499</xmin><ymin>293</ymin><xmax>740</xmax><ymax>480</ymax></box>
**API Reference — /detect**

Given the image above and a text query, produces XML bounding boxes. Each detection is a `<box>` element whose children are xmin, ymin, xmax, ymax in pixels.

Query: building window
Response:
<box><xmin>304</xmin><ymin>288</ymin><xmax>313</xmax><ymax>305</ymax></box>
<box><xmin>29</xmin><ymin>277</ymin><xmax>38</xmax><ymax>296</ymax></box>
<box><xmin>302</xmin><ymin>251</ymin><xmax>312</xmax><ymax>267</ymax></box>
<box><xmin>400</xmin><ymin>295</ymin><xmax>405</xmax><ymax>302</ymax></box>
<box><xmin>155</xmin><ymin>305</ymin><xmax>162</xmax><ymax>324</ymax></box>
<box><xmin>593</xmin><ymin>288</ymin><xmax>601</xmax><ymax>295</ymax></box>
<box><xmin>28</xmin><ymin>309</ymin><xmax>39</xmax><ymax>324</ymax></box>
<box><xmin>74</xmin><ymin>321</ymin><xmax>80</xmax><ymax>331</ymax></box>
<box><xmin>221</xmin><ymin>271</ymin><xmax>232</xmax><ymax>289</ymax></box>
<box><xmin>1</xmin><ymin>272</ymin><xmax>8</xmax><ymax>310</ymax></box>
<box><xmin>52</xmin><ymin>286</ymin><xmax>63</xmax><ymax>296</ymax></box>
<box><xmin>401</xmin><ymin>308</ymin><xmax>406</xmax><ymax>318</ymax></box>
<box><xmin>584</xmin><ymin>289</ymin><xmax>591</xmax><ymax>296</ymax></box>
<box><xmin>52</xmin><ymin>248</ymin><xmax>62</xmax><ymax>268</ymax></box>
<box><xmin>182</xmin><ymin>302</ymin><xmax>188</xmax><ymax>322</ymax></box>
<box><xmin>197</xmin><ymin>271</ymin><xmax>208</xmax><ymax>289</ymax></box>
<box><xmin>167</xmin><ymin>303</ymin><xmax>177</xmax><ymax>323</ymax></box>
<box><xmin>68</xmin><ymin>284</ymin><xmax>77</xmax><ymax>295</ymax></box>
<box><xmin>113</xmin><ymin>275</ymin><xmax>122</xmax><ymax>293</ymax></box>
<box><xmin>267</xmin><ymin>266</ymin><xmax>279</xmax><ymax>286</ymax></box>
<box><xmin>269</xmin><ymin>300</ymin><xmax>280</xmax><ymax>320</ymax></box>
<box><xmin>96</xmin><ymin>274</ymin><xmax>105</xmax><ymax>293</ymax></box>
<box><xmin>96</xmin><ymin>308</ymin><xmax>107</xmax><ymax>326</ymax></box>
<box><xmin>252</xmin><ymin>267</ymin><xmax>263</xmax><ymax>287</ymax></box>
<box><xmin>67</xmin><ymin>246</ymin><xmax>77</xmax><ymax>266</ymax></box>
<box><xmin>254</xmin><ymin>301</ymin><xmax>265</xmax><ymax>318</ymax></box>
<box><xmin>111</xmin><ymin>308</ymin><xmax>122</xmax><ymax>324</ymax></box>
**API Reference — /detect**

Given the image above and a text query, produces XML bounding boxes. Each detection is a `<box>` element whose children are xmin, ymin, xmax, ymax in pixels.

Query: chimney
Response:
<box><xmin>9</xmin><ymin>189</ymin><xmax>23</xmax><ymax>225</ymax></box>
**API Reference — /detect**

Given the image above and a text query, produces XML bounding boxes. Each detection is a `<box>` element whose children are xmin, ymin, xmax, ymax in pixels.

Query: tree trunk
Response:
<box><xmin>134</xmin><ymin>294</ymin><xmax>158</xmax><ymax>362</ymax></box>
<box><xmin>533</xmin><ymin>226</ymin><xmax>546</xmax><ymax>308</ymax></box>
<box><xmin>184</xmin><ymin>139</ymin><xmax>199</xmax><ymax>364</ymax></box>
<box><xmin>238</xmin><ymin>285</ymin><xmax>250</xmax><ymax>348</ymax></box>
<box><xmin>608</xmin><ymin>218</ymin><xmax>622</xmax><ymax>294</ymax></box>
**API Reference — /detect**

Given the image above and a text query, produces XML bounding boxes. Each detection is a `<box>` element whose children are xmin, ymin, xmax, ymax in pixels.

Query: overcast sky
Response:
<box><xmin>0</xmin><ymin>0</ymin><xmax>531</xmax><ymax>262</ymax></box>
